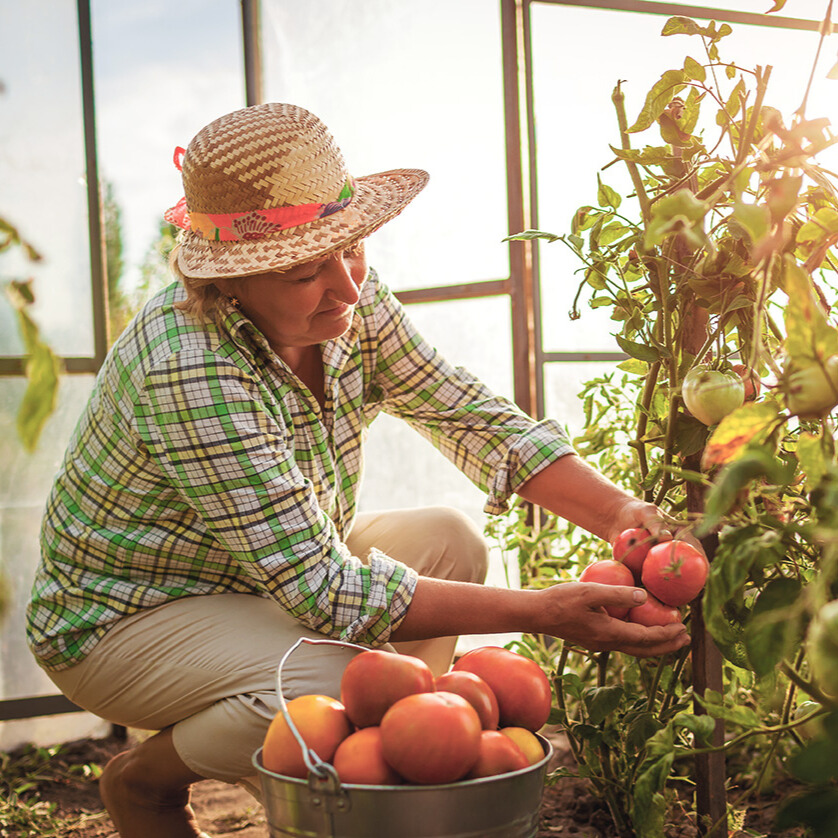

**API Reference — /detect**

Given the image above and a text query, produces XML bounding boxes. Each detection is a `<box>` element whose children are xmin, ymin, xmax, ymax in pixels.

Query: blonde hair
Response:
<box><xmin>170</xmin><ymin>244</ymin><xmax>225</xmax><ymax>326</ymax></box>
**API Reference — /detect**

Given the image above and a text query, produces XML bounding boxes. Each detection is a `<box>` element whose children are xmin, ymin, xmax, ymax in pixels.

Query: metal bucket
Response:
<box><xmin>252</xmin><ymin>638</ymin><xmax>553</xmax><ymax>838</ymax></box>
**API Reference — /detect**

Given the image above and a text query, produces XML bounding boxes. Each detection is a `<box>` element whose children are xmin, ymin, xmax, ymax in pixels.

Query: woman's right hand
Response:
<box><xmin>534</xmin><ymin>582</ymin><xmax>690</xmax><ymax>657</ymax></box>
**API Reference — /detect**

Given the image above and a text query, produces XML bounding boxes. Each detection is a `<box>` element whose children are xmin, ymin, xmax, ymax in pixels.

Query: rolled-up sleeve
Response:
<box><xmin>367</xmin><ymin>284</ymin><xmax>575</xmax><ymax>515</ymax></box>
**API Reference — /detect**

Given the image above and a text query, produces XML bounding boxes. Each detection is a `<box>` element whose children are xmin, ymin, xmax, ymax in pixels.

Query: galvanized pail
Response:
<box><xmin>252</xmin><ymin>637</ymin><xmax>553</xmax><ymax>838</ymax></box>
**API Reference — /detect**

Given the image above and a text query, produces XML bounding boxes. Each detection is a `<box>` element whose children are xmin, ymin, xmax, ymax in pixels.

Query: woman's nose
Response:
<box><xmin>325</xmin><ymin>253</ymin><xmax>363</xmax><ymax>303</ymax></box>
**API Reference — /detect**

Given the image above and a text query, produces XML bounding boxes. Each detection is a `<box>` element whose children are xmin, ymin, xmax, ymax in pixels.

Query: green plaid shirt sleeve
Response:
<box><xmin>368</xmin><ymin>282</ymin><xmax>575</xmax><ymax>515</ymax></box>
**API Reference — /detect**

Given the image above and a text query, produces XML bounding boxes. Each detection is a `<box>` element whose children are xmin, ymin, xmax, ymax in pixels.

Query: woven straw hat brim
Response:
<box><xmin>177</xmin><ymin>168</ymin><xmax>429</xmax><ymax>280</ymax></box>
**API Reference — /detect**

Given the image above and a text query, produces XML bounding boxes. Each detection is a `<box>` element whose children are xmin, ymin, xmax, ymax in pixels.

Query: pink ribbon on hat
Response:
<box><xmin>164</xmin><ymin>146</ymin><xmax>356</xmax><ymax>242</ymax></box>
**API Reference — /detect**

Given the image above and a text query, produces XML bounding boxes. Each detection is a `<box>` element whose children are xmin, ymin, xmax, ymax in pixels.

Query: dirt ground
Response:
<box><xmin>21</xmin><ymin>729</ymin><xmax>807</xmax><ymax>838</ymax></box>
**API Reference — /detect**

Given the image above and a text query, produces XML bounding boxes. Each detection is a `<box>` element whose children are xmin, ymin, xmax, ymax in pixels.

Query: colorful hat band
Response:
<box><xmin>164</xmin><ymin>146</ymin><xmax>357</xmax><ymax>242</ymax></box>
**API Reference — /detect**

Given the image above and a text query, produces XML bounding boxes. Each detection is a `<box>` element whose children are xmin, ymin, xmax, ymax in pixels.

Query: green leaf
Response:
<box><xmin>596</xmin><ymin>175</ymin><xmax>622</xmax><ymax>210</ymax></box>
<box><xmin>626</xmin><ymin>713</ymin><xmax>664</xmax><ymax>751</ymax></box>
<box><xmin>609</xmin><ymin>145</ymin><xmax>672</xmax><ymax>165</ymax></box>
<box><xmin>503</xmin><ymin>229</ymin><xmax>560</xmax><ymax>243</ymax></box>
<box><xmin>797</xmin><ymin>206</ymin><xmax>838</xmax><ymax>245</ymax></box>
<box><xmin>615</xmin><ymin>334</ymin><xmax>661</xmax><ymax>363</ymax></box>
<box><xmin>644</xmin><ymin>188</ymin><xmax>708</xmax><ymax>249</ymax></box>
<box><xmin>617</xmin><ymin>358</ymin><xmax>649</xmax><ymax>375</ymax></box>
<box><xmin>776</xmin><ymin>788</ymin><xmax>838</xmax><ymax>837</ymax></box>
<box><xmin>673</xmin><ymin>712</ymin><xmax>716</xmax><ymax>746</ymax></box>
<box><xmin>584</xmin><ymin>685</ymin><xmax>624</xmax><ymax>725</ymax></box>
<box><xmin>630</xmin><ymin>753</ymin><xmax>674</xmax><ymax>838</ymax></box>
<box><xmin>783</xmin><ymin>255</ymin><xmax>838</xmax><ymax>366</ymax></box>
<box><xmin>699</xmin><ymin>447</ymin><xmax>788</xmax><ymax>536</ymax></box>
<box><xmin>732</xmin><ymin>200</ymin><xmax>771</xmax><ymax>245</ymax></box>
<box><xmin>798</xmin><ymin>431</ymin><xmax>829</xmax><ymax>491</ymax></box>
<box><xmin>744</xmin><ymin>578</ymin><xmax>803</xmax><ymax>676</ymax></box>
<box><xmin>628</xmin><ymin>69</ymin><xmax>688</xmax><ymax>133</ymax></box>
<box><xmin>683</xmin><ymin>55</ymin><xmax>706</xmax><ymax>82</ymax></box>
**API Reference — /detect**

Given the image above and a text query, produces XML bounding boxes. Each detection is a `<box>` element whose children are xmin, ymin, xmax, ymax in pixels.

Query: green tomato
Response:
<box><xmin>806</xmin><ymin>599</ymin><xmax>838</xmax><ymax>698</ymax></box>
<box><xmin>786</xmin><ymin>356</ymin><xmax>838</xmax><ymax>419</ymax></box>
<box><xmin>681</xmin><ymin>367</ymin><xmax>746</xmax><ymax>426</ymax></box>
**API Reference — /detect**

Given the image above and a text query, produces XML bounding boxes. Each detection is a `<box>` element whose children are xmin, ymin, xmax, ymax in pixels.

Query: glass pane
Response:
<box><xmin>90</xmin><ymin>1</ymin><xmax>245</xmax><ymax>308</ymax></box>
<box><xmin>260</xmin><ymin>0</ymin><xmax>509</xmax><ymax>291</ymax></box>
<box><xmin>544</xmin><ymin>360</ymin><xmax>622</xmax><ymax>439</ymax></box>
<box><xmin>630</xmin><ymin>0</ymin><xmax>828</xmax><ymax>16</ymax></box>
<box><xmin>532</xmin><ymin>2</ymin><xmax>838</xmax><ymax>352</ymax></box>
<box><xmin>0</xmin><ymin>375</ymin><xmax>110</xmax><ymax>749</ymax></box>
<box><xmin>0</xmin><ymin>1</ymin><xmax>94</xmax><ymax>357</ymax></box>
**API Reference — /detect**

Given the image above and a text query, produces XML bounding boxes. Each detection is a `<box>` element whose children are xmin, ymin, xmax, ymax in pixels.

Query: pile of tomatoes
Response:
<box><xmin>261</xmin><ymin>645</ymin><xmax>551</xmax><ymax>785</ymax></box>
<box><xmin>579</xmin><ymin>528</ymin><xmax>710</xmax><ymax>626</ymax></box>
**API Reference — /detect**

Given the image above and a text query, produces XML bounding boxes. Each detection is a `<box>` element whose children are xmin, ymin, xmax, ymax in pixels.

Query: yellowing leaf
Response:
<box><xmin>783</xmin><ymin>255</ymin><xmax>838</xmax><ymax>366</ymax></box>
<box><xmin>628</xmin><ymin>69</ymin><xmax>688</xmax><ymax>133</ymax></box>
<box><xmin>701</xmin><ymin>400</ymin><xmax>782</xmax><ymax>470</ymax></box>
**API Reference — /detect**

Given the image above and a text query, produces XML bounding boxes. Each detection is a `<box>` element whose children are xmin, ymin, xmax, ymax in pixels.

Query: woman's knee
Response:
<box><xmin>425</xmin><ymin>507</ymin><xmax>489</xmax><ymax>585</ymax></box>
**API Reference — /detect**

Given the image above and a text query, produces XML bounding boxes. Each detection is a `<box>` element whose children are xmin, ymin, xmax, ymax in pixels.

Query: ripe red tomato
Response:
<box><xmin>380</xmin><ymin>691</ymin><xmax>482</xmax><ymax>784</ymax></box>
<box><xmin>627</xmin><ymin>593</ymin><xmax>682</xmax><ymax>627</ymax></box>
<box><xmin>730</xmin><ymin>363</ymin><xmax>761</xmax><ymax>401</ymax></box>
<box><xmin>340</xmin><ymin>650</ymin><xmax>434</xmax><ymax>728</ymax></box>
<box><xmin>612</xmin><ymin>528</ymin><xmax>653</xmax><ymax>583</ymax></box>
<box><xmin>579</xmin><ymin>559</ymin><xmax>636</xmax><ymax>618</ymax></box>
<box><xmin>332</xmin><ymin>726</ymin><xmax>402</xmax><ymax>785</ymax></box>
<box><xmin>452</xmin><ymin>646</ymin><xmax>552</xmax><ymax>732</ymax></box>
<box><xmin>262</xmin><ymin>695</ymin><xmax>352</xmax><ymax>779</ymax></box>
<box><xmin>681</xmin><ymin>367</ymin><xmax>745</xmax><ymax>425</ymax></box>
<box><xmin>641</xmin><ymin>540</ymin><xmax>709</xmax><ymax>607</ymax></box>
<box><xmin>466</xmin><ymin>731</ymin><xmax>529</xmax><ymax>779</ymax></box>
<box><xmin>785</xmin><ymin>357</ymin><xmax>838</xmax><ymax>419</ymax></box>
<box><xmin>434</xmin><ymin>670</ymin><xmax>500</xmax><ymax>730</ymax></box>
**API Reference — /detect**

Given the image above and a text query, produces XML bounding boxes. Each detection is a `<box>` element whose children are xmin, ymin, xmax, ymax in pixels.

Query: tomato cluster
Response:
<box><xmin>261</xmin><ymin>645</ymin><xmax>550</xmax><ymax>785</ymax></box>
<box><xmin>578</xmin><ymin>528</ymin><xmax>710</xmax><ymax>627</ymax></box>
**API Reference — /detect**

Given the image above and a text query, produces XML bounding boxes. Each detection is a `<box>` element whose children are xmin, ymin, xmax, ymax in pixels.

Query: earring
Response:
<box><xmin>228</xmin><ymin>296</ymin><xmax>240</xmax><ymax>309</ymax></box>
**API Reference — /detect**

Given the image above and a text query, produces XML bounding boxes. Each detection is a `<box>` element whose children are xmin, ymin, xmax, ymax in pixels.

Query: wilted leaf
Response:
<box><xmin>783</xmin><ymin>255</ymin><xmax>838</xmax><ymax>366</ymax></box>
<box><xmin>609</xmin><ymin>145</ymin><xmax>672</xmax><ymax>165</ymax></box>
<box><xmin>644</xmin><ymin>188</ymin><xmax>708</xmax><ymax>249</ymax></box>
<box><xmin>702</xmin><ymin>400</ymin><xmax>782</xmax><ymax>469</ymax></box>
<box><xmin>661</xmin><ymin>16</ymin><xmax>703</xmax><ymax>37</ymax></box>
<box><xmin>628</xmin><ymin>69</ymin><xmax>688</xmax><ymax>133</ymax></box>
<box><xmin>683</xmin><ymin>55</ymin><xmax>706</xmax><ymax>82</ymax></box>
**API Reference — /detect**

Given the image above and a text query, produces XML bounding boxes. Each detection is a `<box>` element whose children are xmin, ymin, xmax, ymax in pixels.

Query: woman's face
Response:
<box><xmin>216</xmin><ymin>244</ymin><xmax>368</xmax><ymax>352</ymax></box>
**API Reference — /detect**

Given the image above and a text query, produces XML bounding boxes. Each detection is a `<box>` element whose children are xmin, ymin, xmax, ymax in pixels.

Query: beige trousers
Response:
<box><xmin>46</xmin><ymin>506</ymin><xmax>488</xmax><ymax>784</ymax></box>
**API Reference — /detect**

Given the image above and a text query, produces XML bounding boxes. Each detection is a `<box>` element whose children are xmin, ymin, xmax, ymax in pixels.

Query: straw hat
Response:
<box><xmin>165</xmin><ymin>103</ymin><xmax>429</xmax><ymax>279</ymax></box>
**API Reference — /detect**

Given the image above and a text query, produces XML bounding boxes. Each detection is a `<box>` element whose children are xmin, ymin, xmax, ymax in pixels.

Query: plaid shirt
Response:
<box><xmin>27</xmin><ymin>270</ymin><xmax>573</xmax><ymax>671</ymax></box>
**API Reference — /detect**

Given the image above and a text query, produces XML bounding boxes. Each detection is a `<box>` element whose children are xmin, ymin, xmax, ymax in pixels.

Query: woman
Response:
<box><xmin>27</xmin><ymin>103</ymin><xmax>689</xmax><ymax>838</ymax></box>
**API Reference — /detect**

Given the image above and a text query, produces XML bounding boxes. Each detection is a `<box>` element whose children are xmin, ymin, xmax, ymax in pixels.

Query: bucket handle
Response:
<box><xmin>275</xmin><ymin>636</ymin><xmax>366</xmax><ymax>782</ymax></box>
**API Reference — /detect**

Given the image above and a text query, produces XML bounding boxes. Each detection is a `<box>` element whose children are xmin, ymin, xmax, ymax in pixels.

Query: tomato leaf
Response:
<box><xmin>628</xmin><ymin>69</ymin><xmax>688</xmax><ymax>134</ymax></box>
<box><xmin>783</xmin><ymin>255</ymin><xmax>838</xmax><ymax>367</ymax></box>
<box><xmin>615</xmin><ymin>334</ymin><xmax>662</xmax><ymax>363</ymax></box>
<box><xmin>503</xmin><ymin>229</ymin><xmax>560</xmax><ymax>243</ymax></box>
<box><xmin>776</xmin><ymin>787</ymin><xmax>838</xmax><ymax>836</ymax></box>
<box><xmin>797</xmin><ymin>431</ymin><xmax>829</xmax><ymax>491</ymax></box>
<box><xmin>630</xmin><ymin>752</ymin><xmax>673</xmax><ymax>838</ymax></box>
<box><xmin>584</xmin><ymin>685</ymin><xmax>624</xmax><ymax>725</ymax></box>
<box><xmin>701</xmin><ymin>400</ymin><xmax>782</xmax><ymax>469</ymax></box>
<box><xmin>743</xmin><ymin>578</ymin><xmax>803</xmax><ymax>676</ymax></box>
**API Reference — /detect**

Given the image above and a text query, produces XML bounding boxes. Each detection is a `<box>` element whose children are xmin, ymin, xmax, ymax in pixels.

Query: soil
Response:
<box><xmin>16</xmin><ymin>729</ymin><xmax>808</xmax><ymax>838</ymax></box>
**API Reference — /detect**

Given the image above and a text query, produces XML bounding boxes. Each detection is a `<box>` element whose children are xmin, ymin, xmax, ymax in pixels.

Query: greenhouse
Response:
<box><xmin>2</xmin><ymin>1</ymin><xmax>838</xmax><ymax>836</ymax></box>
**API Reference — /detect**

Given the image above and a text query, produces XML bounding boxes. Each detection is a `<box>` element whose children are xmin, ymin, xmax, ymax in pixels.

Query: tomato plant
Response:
<box><xmin>497</xmin><ymin>12</ymin><xmax>838</xmax><ymax>836</ymax></box>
